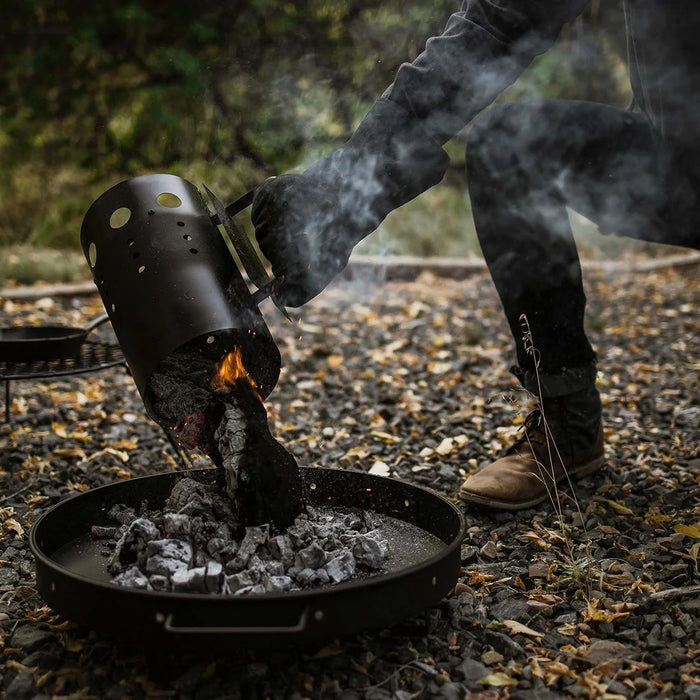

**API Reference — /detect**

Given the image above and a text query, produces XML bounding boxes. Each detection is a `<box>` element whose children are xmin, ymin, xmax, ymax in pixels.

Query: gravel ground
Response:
<box><xmin>0</xmin><ymin>264</ymin><xmax>698</xmax><ymax>699</ymax></box>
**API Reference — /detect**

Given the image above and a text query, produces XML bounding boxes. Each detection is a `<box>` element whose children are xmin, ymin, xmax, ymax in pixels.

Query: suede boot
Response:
<box><xmin>459</xmin><ymin>385</ymin><xmax>604</xmax><ymax>510</ymax></box>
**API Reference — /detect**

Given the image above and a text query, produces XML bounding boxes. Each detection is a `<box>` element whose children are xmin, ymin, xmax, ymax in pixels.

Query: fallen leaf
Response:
<box><xmin>435</xmin><ymin>437</ymin><xmax>454</xmax><ymax>455</ymax></box>
<box><xmin>522</xmin><ymin>531</ymin><xmax>551</xmax><ymax>550</ymax></box>
<box><xmin>5</xmin><ymin>518</ymin><xmax>24</xmax><ymax>536</ymax></box>
<box><xmin>502</xmin><ymin>620</ymin><xmax>544</xmax><ymax>638</ymax></box>
<box><xmin>674</xmin><ymin>524</ymin><xmax>700</xmax><ymax>539</ymax></box>
<box><xmin>479</xmin><ymin>672</ymin><xmax>517</xmax><ymax>687</ymax></box>
<box><xmin>370</xmin><ymin>431</ymin><xmax>401</xmax><ymax>444</ymax></box>
<box><xmin>606</xmin><ymin>500</ymin><xmax>633</xmax><ymax>516</ymax></box>
<box><xmin>368</xmin><ymin>461</ymin><xmax>390</xmax><ymax>477</ymax></box>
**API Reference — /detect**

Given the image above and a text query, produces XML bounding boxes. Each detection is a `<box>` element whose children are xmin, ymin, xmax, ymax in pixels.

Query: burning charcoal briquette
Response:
<box><xmin>91</xmin><ymin>525</ymin><xmax>118</xmax><ymax>539</ymax></box>
<box><xmin>145</xmin><ymin>539</ymin><xmax>192</xmax><ymax>577</ymax></box>
<box><xmin>113</xmin><ymin>566</ymin><xmax>151</xmax><ymax>590</ymax></box>
<box><xmin>264</xmin><ymin>575</ymin><xmax>294</xmax><ymax>593</ymax></box>
<box><xmin>109</xmin><ymin>518</ymin><xmax>160</xmax><ymax>573</ymax></box>
<box><xmin>225</xmin><ymin>571</ymin><xmax>255</xmax><ymax>594</ymax></box>
<box><xmin>186</xmin><ymin>567</ymin><xmax>207</xmax><ymax>593</ymax></box>
<box><xmin>166</xmin><ymin>477</ymin><xmax>213</xmax><ymax>514</ymax></box>
<box><xmin>324</xmin><ymin>551</ymin><xmax>356</xmax><ymax>583</ymax></box>
<box><xmin>205</xmin><ymin>561</ymin><xmax>223</xmax><ymax>593</ymax></box>
<box><xmin>268</xmin><ymin>534</ymin><xmax>294</xmax><ymax>566</ymax></box>
<box><xmin>163</xmin><ymin>512</ymin><xmax>191</xmax><ymax>538</ymax></box>
<box><xmin>295</xmin><ymin>542</ymin><xmax>326</xmax><ymax>570</ymax></box>
<box><xmin>352</xmin><ymin>532</ymin><xmax>390</xmax><ymax>569</ymax></box>
<box><xmin>149</xmin><ymin>575</ymin><xmax>169</xmax><ymax>592</ymax></box>
<box><xmin>107</xmin><ymin>504</ymin><xmax>137</xmax><ymax>526</ymax></box>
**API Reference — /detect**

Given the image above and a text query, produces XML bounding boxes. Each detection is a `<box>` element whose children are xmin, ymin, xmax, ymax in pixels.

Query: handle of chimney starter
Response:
<box><xmin>160</xmin><ymin>606</ymin><xmax>312</xmax><ymax>636</ymax></box>
<box><xmin>211</xmin><ymin>189</ymin><xmax>256</xmax><ymax>223</ymax></box>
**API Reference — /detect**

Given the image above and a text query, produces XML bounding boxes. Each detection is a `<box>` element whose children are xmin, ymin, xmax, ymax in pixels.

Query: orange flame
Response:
<box><xmin>210</xmin><ymin>346</ymin><xmax>258</xmax><ymax>395</ymax></box>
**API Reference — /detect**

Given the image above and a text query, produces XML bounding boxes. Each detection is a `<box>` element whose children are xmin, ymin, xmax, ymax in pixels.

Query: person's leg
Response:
<box><xmin>460</xmin><ymin>99</ymin><xmax>699</xmax><ymax>509</ymax></box>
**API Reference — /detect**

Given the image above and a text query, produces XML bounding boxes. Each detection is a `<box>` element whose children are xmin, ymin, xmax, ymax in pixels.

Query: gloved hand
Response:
<box><xmin>252</xmin><ymin>98</ymin><xmax>449</xmax><ymax>307</ymax></box>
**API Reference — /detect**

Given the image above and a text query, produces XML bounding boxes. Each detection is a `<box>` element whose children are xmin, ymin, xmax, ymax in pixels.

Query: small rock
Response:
<box><xmin>479</xmin><ymin>541</ymin><xmax>498</xmax><ymax>559</ymax></box>
<box><xmin>10</xmin><ymin>625</ymin><xmax>53</xmax><ymax>653</ymax></box>
<box><xmin>528</xmin><ymin>561</ymin><xmax>550</xmax><ymax>579</ymax></box>
<box><xmin>456</xmin><ymin>658</ymin><xmax>488</xmax><ymax>683</ymax></box>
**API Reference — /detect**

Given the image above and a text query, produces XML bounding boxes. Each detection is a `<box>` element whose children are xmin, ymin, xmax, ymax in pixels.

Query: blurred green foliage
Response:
<box><xmin>0</xmin><ymin>0</ymin><xmax>630</xmax><ymax>275</ymax></box>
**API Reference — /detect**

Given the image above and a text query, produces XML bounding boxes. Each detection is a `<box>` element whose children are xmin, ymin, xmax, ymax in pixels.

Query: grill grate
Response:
<box><xmin>1</xmin><ymin>340</ymin><xmax>125</xmax><ymax>423</ymax></box>
<box><xmin>0</xmin><ymin>340</ymin><xmax>124</xmax><ymax>381</ymax></box>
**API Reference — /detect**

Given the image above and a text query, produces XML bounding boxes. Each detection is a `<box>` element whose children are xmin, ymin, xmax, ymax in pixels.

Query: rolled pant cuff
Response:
<box><xmin>511</xmin><ymin>360</ymin><xmax>598</xmax><ymax>398</ymax></box>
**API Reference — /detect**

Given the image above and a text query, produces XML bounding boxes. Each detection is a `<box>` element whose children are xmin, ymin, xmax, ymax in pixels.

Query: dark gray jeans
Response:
<box><xmin>466</xmin><ymin>99</ymin><xmax>700</xmax><ymax>397</ymax></box>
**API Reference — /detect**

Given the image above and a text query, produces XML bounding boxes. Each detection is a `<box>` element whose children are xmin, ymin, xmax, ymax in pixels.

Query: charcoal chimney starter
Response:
<box><xmin>80</xmin><ymin>174</ymin><xmax>280</xmax><ymax>425</ymax></box>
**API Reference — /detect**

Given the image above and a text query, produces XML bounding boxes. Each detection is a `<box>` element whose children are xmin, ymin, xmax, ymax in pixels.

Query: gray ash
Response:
<box><xmin>96</xmin><ymin>476</ymin><xmax>390</xmax><ymax>595</ymax></box>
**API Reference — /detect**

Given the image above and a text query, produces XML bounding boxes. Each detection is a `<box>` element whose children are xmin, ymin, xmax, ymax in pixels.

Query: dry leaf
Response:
<box><xmin>522</xmin><ymin>531</ymin><xmax>551</xmax><ymax>550</ymax></box>
<box><xmin>370</xmin><ymin>431</ymin><xmax>401</xmax><ymax>444</ymax></box>
<box><xmin>478</xmin><ymin>672</ymin><xmax>517</xmax><ymax>687</ymax></box>
<box><xmin>583</xmin><ymin>600</ymin><xmax>631</xmax><ymax>623</ymax></box>
<box><xmin>606</xmin><ymin>500</ymin><xmax>633</xmax><ymax>516</ymax></box>
<box><xmin>502</xmin><ymin>620</ymin><xmax>544</xmax><ymax>638</ymax></box>
<box><xmin>5</xmin><ymin>518</ymin><xmax>24</xmax><ymax>536</ymax></box>
<box><xmin>368</xmin><ymin>461</ymin><xmax>390</xmax><ymax>477</ymax></box>
<box><xmin>435</xmin><ymin>437</ymin><xmax>455</xmax><ymax>455</ymax></box>
<box><xmin>674</xmin><ymin>524</ymin><xmax>700</xmax><ymax>539</ymax></box>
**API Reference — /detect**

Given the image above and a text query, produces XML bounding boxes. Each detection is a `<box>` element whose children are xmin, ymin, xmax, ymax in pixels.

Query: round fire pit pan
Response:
<box><xmin>31</xmin><ymin>467</ymin><xmax>465</xmax><ymax>651</ymax></box>
<box><xmin>30</xmin><ymin>467</ymin><xmax>464</xmax><ymax>650</ymax></box>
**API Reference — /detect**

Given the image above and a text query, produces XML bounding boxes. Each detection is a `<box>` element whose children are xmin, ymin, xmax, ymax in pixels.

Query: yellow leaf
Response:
<box><xmin>479</xmin><ymin>672</ymin><xmax>518</xmax><ymax>687</ymax></box>
<box><xmin>370</xmin><ymin>431</ymin><xmax>401</xmax><ymax>444</ymax></box>
<box><xmin>502</xmin><ymin>620</ymin><xmax>544</xmax><ymax>638</ymax></box>
<box><xmin>675</xmin><ymin>524</ymin><xmax>700</xmax><ymax>539</ymax></box>
<box><xmin>52</xmin><ymin>422</ymin><xmax>68</xmax><ymax>438</ymax></box>
<box><xmin>5</xmin><ymin>518</ymin><xmax>24</xmax><ymax>536</ymax></box>
<box><xmin>584</xmin><ymin>600</ymin><xmax>631</xmax><ymax>623</ymax></box>
<box><xmin>521</xmin><ymin>531</ymin><xmax>551</xmax><ymax>550</ymax></box>
<box><xmin>606</xmin><ymin>500</ymin><xmax>633</xmax><ymax>516</ymax></box>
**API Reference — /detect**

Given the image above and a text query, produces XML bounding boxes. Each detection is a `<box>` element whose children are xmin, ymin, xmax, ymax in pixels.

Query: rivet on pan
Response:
<box><xmin>314</xmin><ymin>610</ymin><xmax>324</xmax><ymax>621</ymax></box>
<box><xmin>206</xmin><ymin>336</ymin><xmax>215</xmax><ymax>344</ymax></box>
<box><xmin>404</xmin><ymin>499</ymin><xmax>410</xmax><ymax>507</ymax></box>
<box><xmin>431</xmin><ymin>576</ymin><xmax>437</xmax><ymax>586</ymax></box>
<box><xmin>155</xmin><ymin>612</ymin><xmax>165</xmax><ymax>623</ymax></box>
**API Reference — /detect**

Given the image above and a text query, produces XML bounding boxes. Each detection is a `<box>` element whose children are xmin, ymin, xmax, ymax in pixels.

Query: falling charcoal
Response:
<box><xmin>147</xmin><ymin>344</ymin><xmax>304</xmax><ymax>529</ymax></box>
<box><xmin>214</xmin><ymin>379</ymin><xmax>304</xmax><ymax>530</ymax></box>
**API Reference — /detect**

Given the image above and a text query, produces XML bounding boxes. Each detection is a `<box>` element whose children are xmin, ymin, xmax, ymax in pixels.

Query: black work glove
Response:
<box><xmin>252</xmin><ymin>98</ymin><xmax>449</xmax><ymax>307</ymax></box>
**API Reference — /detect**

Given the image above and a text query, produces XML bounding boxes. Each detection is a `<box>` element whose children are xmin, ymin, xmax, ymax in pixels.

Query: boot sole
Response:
<box><xmin>458</xmin><ymin>453</ymin><xmax>605</xmax><ymax>511</ymax></box>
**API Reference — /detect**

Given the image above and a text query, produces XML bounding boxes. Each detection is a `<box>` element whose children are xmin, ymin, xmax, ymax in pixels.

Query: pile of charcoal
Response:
<box><xmin>94</xmin><ymin>476</ymin><xmax>390</xmax><ymax>595</ymax></box>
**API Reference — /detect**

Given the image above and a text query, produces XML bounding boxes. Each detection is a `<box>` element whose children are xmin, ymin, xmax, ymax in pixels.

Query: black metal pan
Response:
<box><xmin>0</xmin><ymin>313</ymin><xmax>111</xmax><ymax>363</ymax></box>
<box><xmin>30</xmin><ymin>467</ymin><xmax>465</xmax><ymax>651</ymax></box>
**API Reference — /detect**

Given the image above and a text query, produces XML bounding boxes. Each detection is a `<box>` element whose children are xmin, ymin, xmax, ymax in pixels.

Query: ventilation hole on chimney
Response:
<box><xmin>177</xmin><ymin>221</ymin><xmax>185</xmax><ymax>227</ymax></box>
<box><xmin>109</xmin><ymin>207</ymin><xmax>131</xmax><ymax>229</ymax></box>
<box><xmin>183</xmin><ymin>234</ymin><xmax>192</xmax><ymax>241</ymax></box>
<box><xmin>148</xmin><ymin>209</ymin><xmax>155</xmax><ymax>216</ymax></box>
<box><xmin>157</xmin><ymin>192</ymin><xmax>182</xmax><ymax>208</ymax></box>
<box><xmin>206</xmin><ymin>336</ymin><xmax>215</xmax><ymax>344</ymax></box>
<box><xmin>127</xmin><ymin>238</ymin><xmax>135</xmax><ymax>247</ymax></box>
<box><xmin>189</xmin><ymin>248</ymin><xmax>198</xmax><ymax>255</ymax></box>
<box><xmin>132</xmin><ymin>252</ymin><xmax>140</xmax><ymax>260</ymax></box>
<box><xmin>138</xmin><ymin>265</ymin><xmax>146</xmax><ymax>274</ymax></box>
<box><xmin>88</xmin><ymin>242</ymin><xmax>97</xmax><ymax>267</ymax></box>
